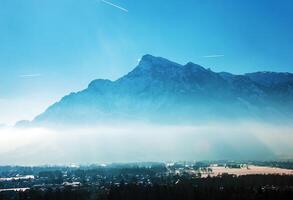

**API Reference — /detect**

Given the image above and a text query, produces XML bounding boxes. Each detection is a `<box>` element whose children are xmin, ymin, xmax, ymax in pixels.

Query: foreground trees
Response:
<box><xmin>1</xmin><ymin>174</ymin><xmax>293</xmax><ymax>200</ymax></box>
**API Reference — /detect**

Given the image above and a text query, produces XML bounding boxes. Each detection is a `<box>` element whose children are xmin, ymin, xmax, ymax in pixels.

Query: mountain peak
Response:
<box><xmin>184</xmin><ymin>62</ymin><xmax>207</xmax><ymax>72</ymax></box>
<box><xmin>140</xmin><ymin>54</ymin><xmax>157</xmax><ymax>61</ymax></box>
<box><xmin>137</xmin><ymin>54</ymin><xmax>181</xmax><ymax>70</ymax></box>
<box><xmin>88</xmin><ymin>79</ymin><xmax>112</xmax><ymax>90</ymax></box>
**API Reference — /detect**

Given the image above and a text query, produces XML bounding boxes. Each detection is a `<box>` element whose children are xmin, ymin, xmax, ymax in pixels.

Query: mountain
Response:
<box><xmin>29</xmin><ymin>54</ymin><xmax>293</xmax><ymax>126</ymax></box>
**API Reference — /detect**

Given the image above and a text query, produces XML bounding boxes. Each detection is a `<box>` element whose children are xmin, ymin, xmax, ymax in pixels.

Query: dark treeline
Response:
<box><xmin>1</xmin><ymin>174</ymin><xmax>293</xmax><ymax>200</ymax></box>
<box><xmin>108</xmin><ymin>174</ymin><xmax>293</xmax><ymax>200</ymax></box>
<box><xmin>108</xmin><ymin>183</ymin><xmax>293</xmax><ymax>200</ymax></box>
<box><xmin>250</xmin><ymin>161</ymin><xmax>293</xmax><ymax>170</ymax></box>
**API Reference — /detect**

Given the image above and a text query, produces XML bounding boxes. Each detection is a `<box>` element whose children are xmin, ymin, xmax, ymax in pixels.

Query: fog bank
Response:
<box><xmin>0</xmin><ymin>121</ymin><xmax>292</xmax><ymax>165</ymax></box>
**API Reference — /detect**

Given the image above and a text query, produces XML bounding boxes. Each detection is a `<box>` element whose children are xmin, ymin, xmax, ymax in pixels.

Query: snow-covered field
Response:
<box><xmin>209</xmin><ymin>165</ymin><xmax>293</xmax><ymax>176</ymax></box>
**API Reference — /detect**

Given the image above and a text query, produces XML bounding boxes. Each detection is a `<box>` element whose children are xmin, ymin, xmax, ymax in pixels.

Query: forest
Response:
<box><xmin>1</xmin><ymin>174</ymin><xmax>293</xmax><ymax>200</ymax></box>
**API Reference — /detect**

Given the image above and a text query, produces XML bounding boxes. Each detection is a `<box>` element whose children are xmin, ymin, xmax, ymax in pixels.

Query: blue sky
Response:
<box><xmin>0</xmin><ymin>0</ymin><xmax>293</xmax><ymax>124</ymax></box>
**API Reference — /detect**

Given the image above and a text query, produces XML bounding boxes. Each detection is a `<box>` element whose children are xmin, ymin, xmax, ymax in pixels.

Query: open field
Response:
<box><xmin>208</xmin><ymin>165</ymin><xmax>293</xmax><ymax>177</ymax></box>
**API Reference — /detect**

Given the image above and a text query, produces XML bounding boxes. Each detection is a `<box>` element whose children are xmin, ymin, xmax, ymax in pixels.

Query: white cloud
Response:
<box><xmin>100</xmin><ymin>0</ymin><xmax>128</xmax><ymax>12</ymax></box>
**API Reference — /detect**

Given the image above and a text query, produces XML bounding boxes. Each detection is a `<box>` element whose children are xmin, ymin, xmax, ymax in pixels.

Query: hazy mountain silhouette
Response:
<box><xmin>24</xmin><ymin>55</ymin><xmax>293</xmax><ymax>126</ymax></box>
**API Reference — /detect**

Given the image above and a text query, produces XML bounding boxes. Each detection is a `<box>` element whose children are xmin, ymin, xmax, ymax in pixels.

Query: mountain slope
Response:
<box><xmin>31</xmin><ymin>55</ymin><xmax>293</xmax><ymax>126</ymax></box>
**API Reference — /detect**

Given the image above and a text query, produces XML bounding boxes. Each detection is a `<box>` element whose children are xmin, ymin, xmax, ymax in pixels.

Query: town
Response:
<box><xmin>1</xmin><ymin>161</ymin><xmax>293</xmax><ymax>200</ymax></box>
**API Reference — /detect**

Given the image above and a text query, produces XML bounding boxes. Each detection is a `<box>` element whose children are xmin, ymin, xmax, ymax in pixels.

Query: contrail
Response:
<box><xmin>203</xmin><ymin>55</ymin><xmax>225</xmax><ymax>58</ymax></box>
<box><xmin>101</xmin><ymin>0</ymin><xmax>128</xmax><ymax>12</ymax></box>
<box><xmin>19</xmin><ymin>74</ymin><xmax>41</xmax><ymax>78</ymax></box>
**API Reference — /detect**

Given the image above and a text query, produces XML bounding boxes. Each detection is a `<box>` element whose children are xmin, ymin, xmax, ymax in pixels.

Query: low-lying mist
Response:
<box><xmin>0</xmin><ymin>121</ymin><xmax>292</xmax><ymax>165</ymax></box>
